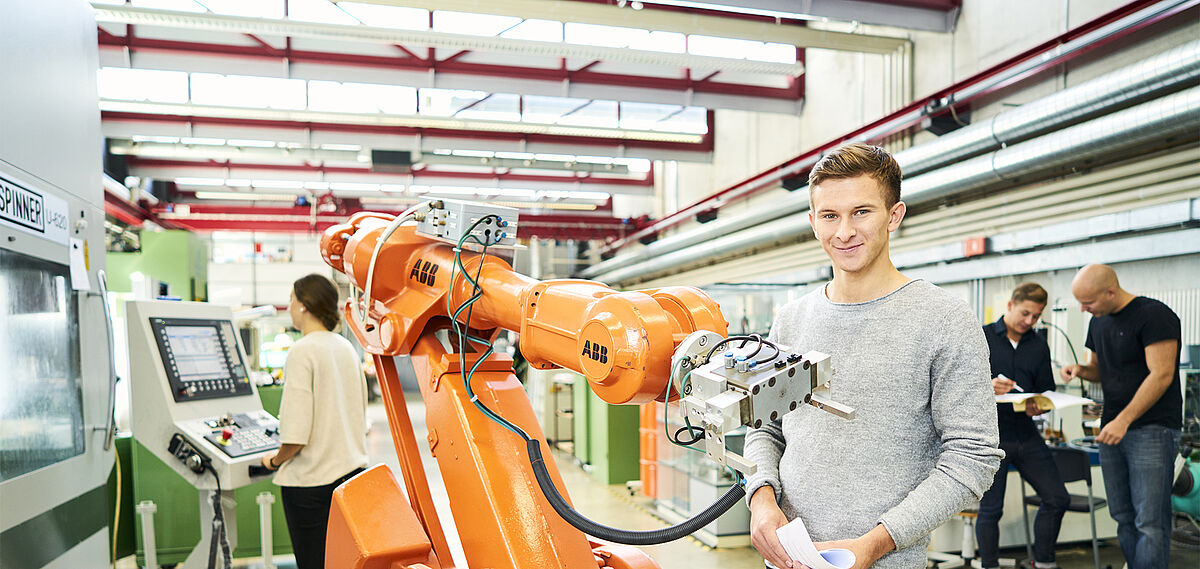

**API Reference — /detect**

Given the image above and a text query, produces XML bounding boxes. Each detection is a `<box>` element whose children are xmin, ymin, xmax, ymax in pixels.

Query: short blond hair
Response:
<box><xmin>808</xmin><ymin>142</ymin><xmax>902</xmax><ymax>207</ymax></box>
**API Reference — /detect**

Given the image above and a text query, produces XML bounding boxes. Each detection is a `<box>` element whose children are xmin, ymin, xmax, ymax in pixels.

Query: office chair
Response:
<box><xmin>1019</xmin><ymin>446</ymin><xmax>1108</xmax><ymax>569</ymax></box>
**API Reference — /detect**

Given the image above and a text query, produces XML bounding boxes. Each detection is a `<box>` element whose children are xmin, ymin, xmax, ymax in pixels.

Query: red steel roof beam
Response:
<box><xmin>124</xmin><ymin>157</ymin><xmax>655</xmax><ymax>187</ymax></box>
<box><xmin>97</xmin><ymin>34</ymin><xmax>803</xmax><ymax>101</ymax></box>
<box><xmin>102</xmin><ymin>110</ymin><xmax>715</xmax><ymax>154</ymax></box>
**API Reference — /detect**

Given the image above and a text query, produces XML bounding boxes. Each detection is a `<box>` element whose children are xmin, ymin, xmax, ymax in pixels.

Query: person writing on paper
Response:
<box><xmin>744</xmin><ymin>143</ymin><xmax>1003</xmax><ymax>569</ymax></box>
<box><xmin>977</xmin><ymin>283</ymin><xmax>1069</xmax><ymax>569</ymax></box>
<box><xmin>1061</xmin><ymin>264</ymin><xmax>1181</xmax><ymax>569</ymax></box>
<box><xmin>261</xmin><ymin>274</ymin><xmax>369</xmax><ymax>569</ymax></box>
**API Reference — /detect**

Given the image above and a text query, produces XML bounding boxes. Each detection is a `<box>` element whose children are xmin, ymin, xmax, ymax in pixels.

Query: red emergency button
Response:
<box><xmin>221</xmin><ymin>428</ymin><xmax>233</xmax><ymax>444</ymax></box>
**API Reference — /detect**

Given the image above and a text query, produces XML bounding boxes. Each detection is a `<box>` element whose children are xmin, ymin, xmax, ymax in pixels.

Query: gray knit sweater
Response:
<box><xmin>745</xmin><ymin>280</ymin><xmax>1002</xmax><ymax>569</ymax></box>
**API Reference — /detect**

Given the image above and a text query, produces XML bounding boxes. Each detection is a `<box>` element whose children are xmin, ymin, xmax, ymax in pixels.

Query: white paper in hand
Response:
<box><xmin>776</xmin><ymin>516</ymin><xmax>856</xmax><ymax>569</ymax></box>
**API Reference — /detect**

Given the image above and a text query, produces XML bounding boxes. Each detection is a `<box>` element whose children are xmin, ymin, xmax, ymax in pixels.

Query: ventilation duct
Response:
<box><xmin>583</xmin><ymin>40</ymin><xmax>1200</xmax><ymax>280</ymax></box>
<box><xmin>593</xmin><ymin>85</ymin><xmax>1200</xmax><ymax>286</ymax></box>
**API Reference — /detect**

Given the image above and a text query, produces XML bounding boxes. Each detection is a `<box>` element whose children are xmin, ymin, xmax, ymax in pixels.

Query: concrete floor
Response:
<box><xmin>119</xmin><ymin>396</ymin><xmax>1200</xmax><ymax>568</ymax></box>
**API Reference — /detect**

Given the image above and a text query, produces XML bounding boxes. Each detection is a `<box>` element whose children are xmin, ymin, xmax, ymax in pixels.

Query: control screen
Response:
<box><xmin>150</xmin><ymin>317</ymin><xmax>252</xmax><ymax>402</ymax></box>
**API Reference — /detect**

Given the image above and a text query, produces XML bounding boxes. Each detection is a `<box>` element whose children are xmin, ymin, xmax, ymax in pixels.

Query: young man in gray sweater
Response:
<box><xmin>745</xmin><ymin>143</ymin><xmax>1003</xmax><ymax>569</ymax></box>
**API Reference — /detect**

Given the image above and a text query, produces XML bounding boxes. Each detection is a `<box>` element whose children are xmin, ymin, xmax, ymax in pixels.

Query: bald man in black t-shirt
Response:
<box><xmin>1061</xmin><ymin>264</ymin><xmax>1181</xmax><ymax>569</ymax></box>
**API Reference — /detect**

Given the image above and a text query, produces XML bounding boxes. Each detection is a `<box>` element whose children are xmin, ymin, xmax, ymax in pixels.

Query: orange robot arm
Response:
<box><xmin>323</xmin><ymin>210</ymin><xmax>728</xmax><ymax>405</ymax></box>
<box><xmin>319</xmin><ymin>207</ymin><xmax>733</xmax><ymax>569</ymax></box>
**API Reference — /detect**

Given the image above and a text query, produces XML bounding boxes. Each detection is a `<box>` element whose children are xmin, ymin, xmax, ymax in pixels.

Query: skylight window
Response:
<box><xmin>309</xmin><ymin>81</ymin><xmax>417</xmax><ymax>115</ymax></box>
<box><xmin>652</xmin><ymin>106</ymin><xmax>709</xmax><ymax>134</ymax></box>
<box><xmin>190</xmin><ymin>73</ymin><xmax>306</xmax><ymax>110</ymax></box>
<box><xmin>614</xmin><ymin>157</ymin><xmax>653</xmax><ymax>173</ymax></box>
<box><xmin>286</xmin><ymin>0</ymin><xmax>360</xmax><ymax>25</ymax></box>
<box><xmin>190</xmin><ymin>0</ymin><xmax>284</xmax><ymax>19</ymax></box>
<box><xmin>453</xmin><ymin>94</ymin><xmax>521</xmax><ymax>123</ymax></box>
<box><xmin>521</xmin><ymin>95</ymin><xmax>592</xmax><ymax>124</ymax></box>
<box><xmin>420</xmin><ymin>88</ymin><xmax>490</xmax><ymax>117</ymax></box>
<box><xmin>632</xmin><ymin>31</ymin><xmax>687</xmax><ymax>53</ymax></box>
<box><xmin>433</xmin><ymin>11</ymin><xmax>523</xmax><ymax>38</ymax></box>
<box><xmin>130</xmin><ymin>0</ymin><xmax>207</xmax><ymax>13</ymax></box>
<box><xmin>565</xmin><ymin>23</ymin><xmax>650</xmax><ymax>49</ymax></box>
<box><xmin>500</xmin><ymin>19</ymin><xmax>564</xmax><ymax>42</ymax></box>
<box><xmin>554</xmin><ymin>100</ymin><xmax>618</xmax><ymax>129</ymax></box>
<box><xmin>688</xmin><ymin>35</ymin><xmax>797</xmax><ymax>64</ymax></box>
<box><xmin>99</xmin><ymin>70</ymin><xmax>707</xmax><ymax>136</ymax></box>
<box><xmin>98</xmin><ymin>67</ymin><xmax>189</xmax><ymax>103</ymax></box>
<box><xmin>618</xmin><ymin>101</ymin><xmax>685</xmax><ymax>131</ymax></box>
<box><xmin>337</xmin><ymin>2</ymin><xmax>429</xmax><ymax>30</ymax></box>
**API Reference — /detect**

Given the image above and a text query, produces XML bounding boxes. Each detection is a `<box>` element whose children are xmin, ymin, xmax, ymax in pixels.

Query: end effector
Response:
<box><xmin>672</xmin><ymin>331</ymin><xmax>856</xmax><ymax>477</ymax></box>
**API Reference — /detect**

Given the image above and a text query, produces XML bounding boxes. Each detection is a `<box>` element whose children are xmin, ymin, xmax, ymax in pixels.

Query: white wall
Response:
<box><xmin>205</xmin><ymin>232</ymin><xmax>337</xmax><ymax>307</ymax></box>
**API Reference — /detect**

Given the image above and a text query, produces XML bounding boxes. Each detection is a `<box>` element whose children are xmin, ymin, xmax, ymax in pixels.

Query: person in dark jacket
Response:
<box><xmin>977</xmin><ymin>282</ymin><xmax>1069</xmax><ymax>569</ymax></box>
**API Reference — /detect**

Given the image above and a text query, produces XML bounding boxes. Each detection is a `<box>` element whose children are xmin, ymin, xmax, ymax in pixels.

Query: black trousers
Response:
<box><xmin>279</xmin><ymin>468</ymin><xmax>364</xmax><ymax>569</ymax></box>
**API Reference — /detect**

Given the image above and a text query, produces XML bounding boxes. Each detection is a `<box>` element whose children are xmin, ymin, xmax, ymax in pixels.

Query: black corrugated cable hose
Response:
<box><xmin>526</xmin><ymin>439</ymin><xmax>746</xmax><ymax>545</ymax></box>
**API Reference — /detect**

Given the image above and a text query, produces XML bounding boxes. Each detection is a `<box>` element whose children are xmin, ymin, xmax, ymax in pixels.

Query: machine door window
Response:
<box><xmin>0</xmin><ymin>248</ymin><xmax>84</xmax><ymax>480</ymax></box>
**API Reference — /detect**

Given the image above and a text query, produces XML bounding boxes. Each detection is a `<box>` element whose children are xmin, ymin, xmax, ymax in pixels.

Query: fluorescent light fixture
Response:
<box><xmin>224</xmin><ymin>179</ymin><xmax>251</xmax><ymax>187</ymax></box>
<box><xmin>494</xmin><ymin>151</ymin><xmax>535</xmax><ymax>160</ymax></box>
<box><xmin>451</xmin><ymin>149</ymin><xmax>495</xmax><ymax>158</ymax></box>
<box><xmin>251</xmin><ymin>179</ymin><xmax>305</xmax><ymax>189</ymax></box>
<box><xmin>533</xmin><ymin>153</ymin><xmax>575</xmax><ymax>162</ymax></box>
<box><xmin>568</xmin><ymin>190</ymin><xmax>612</xmax><ymax>200</ymax></box>
<box><xmin>538</xmin><ymin>190</ymin><xmax>569</xmax><ymax>200</ymax></box>
<box><xmin>490</xmin><ymin>200</ymin><xmax>597</xmax><ymax>211</ymax></box>
<box><xmin>180</xmin><ymin>137</ymin><xmax>226</xmax><ymax>145</ymax></box>
<box><xmin>428</xmin><ymin>186</ymin><xmax>478</xmax><ymax>196</ymax></box>
<box><xmin>226</xmin><ymin>138</ymin><xmax>278</xmax><ymax>148</ymax></box>
<box><xmin>575</xmin><ymin>155</ymin><xmax>615</xmax><ymax>164</ymax></box>
<box><xmin>132</xmin><ymin>135</ymin><xmax>181</xmax><ymax>144</ymax></box>
<box><xmin>433</xmin><ymin>149</ymin><xmax>453</xmax><ymax>155</ymax></box>
<box><xmin>329</xmin><ymin>182</ymin><xmax>381</xmax><ymax>191</ymax></box>
<box><xmin>174</xmin><ymin>177</ymin><xmax>225</xmax><ymax>186</ymax></box>
<box><xmin>319</xmin><ymin>143</ymin><xmax>363</xmax><ymax>151</ymax></box>
<box><xmin>497</xmin><ymin>188</ymin><xmax>536</xmax><ymax>198</ymax></box>
<box><xmin>303</xmin><ymin>181</ymin><xmax>331</xmax><ymax>190</ymax></box>
<box><xmin>194</xmin><ymin>191</ymin><xmax>295</xmax><ymax>201</ymax></box>
<box><xmin>379</xmin><ymin>184</ymin><xmax>406</xmax><ymax>192</ymax></box>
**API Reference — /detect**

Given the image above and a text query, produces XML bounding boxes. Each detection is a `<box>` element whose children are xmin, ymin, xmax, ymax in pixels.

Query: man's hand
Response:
<box><xmin>261</xmin><ymin>453</ymin><xmax>278</xmax><ymax>470</ymax></box>
<box><xmin>750</xmin><ymin>487</ymin><xmax>794</xmax><ymax>568</ymax></box>
<box><xmin>992</xmin><ymin>376</ymin><xmax>1017</xmax><ymax>395</ymax></box>
<box><xmin>814</xmin><ymin>524</ymin><xmax>896</xmax><ymax>569</ymax></box>
<box><xmin>1025</xmin><ymin>400</ymin><xmax>1047</xmax><ymax>416</ymax></box>
<box><xmin>1060</xmin><ymin>364</ymin><xmax>1081</xmax><ymax>383</ymax></box>
<box><xmin>1096</xmin><ymin>417</ymin><xmax>1129</xmax><ymax>445</ymax></box>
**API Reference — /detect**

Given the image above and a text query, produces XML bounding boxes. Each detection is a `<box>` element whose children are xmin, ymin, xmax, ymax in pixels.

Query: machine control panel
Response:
<box><xmin>128</xmin><ymin>300</ymin><xmax>279</xmax><ymax>490</ymax></box>
<box><xmin>197</xmin><ymin>411</ymin><xmax>281</xmax><ymax>459</ymax></box>
<box><xmin>150</xmin><ymin>317</ymin><xmax>252</xmax><ymax>402</ymax></box>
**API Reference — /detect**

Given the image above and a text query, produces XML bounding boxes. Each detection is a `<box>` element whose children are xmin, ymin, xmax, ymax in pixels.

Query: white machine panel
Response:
<box><xmin>127</xmin><ymin>300</ymin><xmax>279</xmax><ymax>490</ymax></box>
